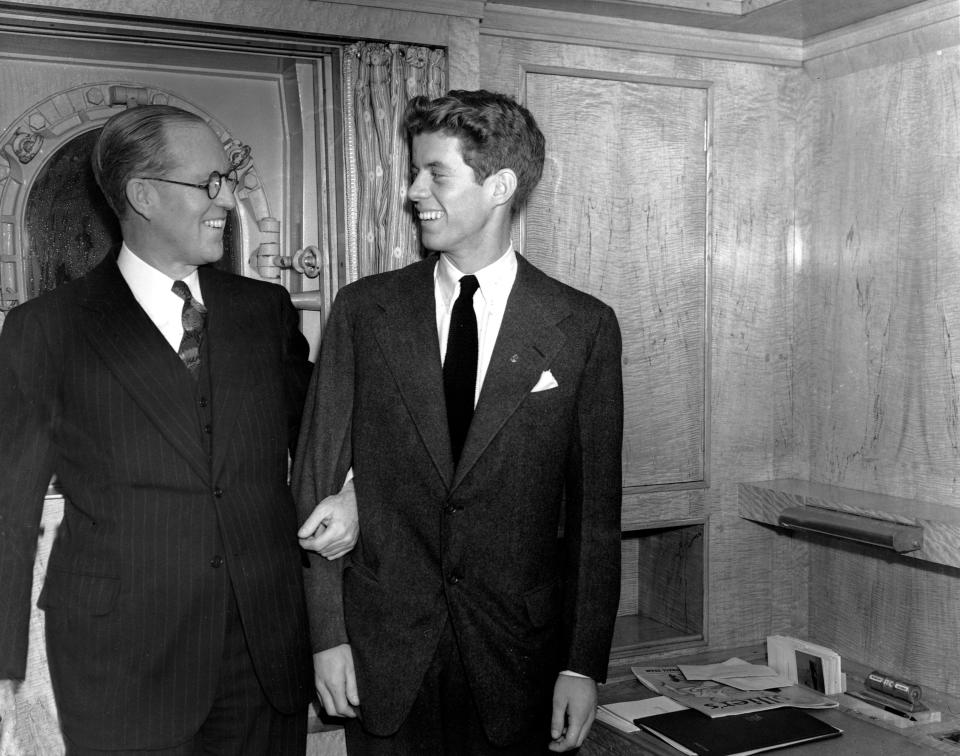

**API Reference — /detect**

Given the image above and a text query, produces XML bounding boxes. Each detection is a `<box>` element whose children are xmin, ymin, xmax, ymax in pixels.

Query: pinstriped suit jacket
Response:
<box><xmin>0</xmin><ymin>254</ymin><xmax>314</xmax><ymax>749</ymax></box>
<box><xmin>294</xmin><ymin>254</ymin><xmax>623</xmax><ymax>746</ymax></box>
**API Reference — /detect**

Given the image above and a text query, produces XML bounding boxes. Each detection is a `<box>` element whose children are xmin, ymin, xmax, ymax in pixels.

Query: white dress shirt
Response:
<box><xmin>435</xmin><ymin>245</ymin><xmax>518</xmax><ymax>405</ymax></box>
<box><xmin>117</xmin><ymin>243</ymin><xmax>203</xmax><ymax>352</ymax></box>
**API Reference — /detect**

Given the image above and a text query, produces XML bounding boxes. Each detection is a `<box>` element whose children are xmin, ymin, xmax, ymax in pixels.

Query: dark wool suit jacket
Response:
<box><xmin>0</xmin><ymin>254</ymin><xmax>314</xmax><ymax>749</ymax></box>
<box><xmin>294</xmin><ymin>253</ymin><xmax>623</xmax><ymax>746</ymax></box>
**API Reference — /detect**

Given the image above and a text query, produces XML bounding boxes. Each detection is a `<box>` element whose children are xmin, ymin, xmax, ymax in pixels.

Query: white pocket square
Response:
<box><xmin>531</xmin><ymin>370</ymin><xmax>559</xmax><ymax>392</ymax></box>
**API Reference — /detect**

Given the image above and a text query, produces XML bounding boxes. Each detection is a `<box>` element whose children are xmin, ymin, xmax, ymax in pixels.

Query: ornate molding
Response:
<box><xmin>0</xmin><ymin>83</ymin><xmax>273</xmax><ymax>308</ymax></box>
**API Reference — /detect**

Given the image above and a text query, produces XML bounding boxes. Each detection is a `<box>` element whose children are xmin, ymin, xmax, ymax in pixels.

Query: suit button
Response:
<box><xmin>210</xmin><ymin>555</ymin><xmax>224</xmax><ymax>568</ymax></box>
<box><xmin>213</xmin><ymin>487</ymin><xmax>223</xmax><ymax>498</ymax></box>
<box><xmin>199</xmin><ymin>396</ymin><xmax>208</xmax><ymax>408</ymax></box>
<box><xmin>448</xmin><ymin>572</ymin><xmax>463</xmax><ymax>585</ymax></box>
<box><xmin>443</xmin><ymin>503</ymin><xmax>459</xmax><ymax>515</ymax></box>
<box><xmin>203</xmin><ymin>424</ymin><xmax>212</xmax><ymax>434</ymax></box>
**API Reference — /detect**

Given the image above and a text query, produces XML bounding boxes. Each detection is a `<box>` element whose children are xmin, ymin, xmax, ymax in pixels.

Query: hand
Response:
<box><xmin>0</xmin><ymin>679</ymin><xmax>22</xmax><ymax>756</ymax></box>
<box><xmin>298</xmin><ymin>479</ymin><xmax>358</xmax><ymax>559</ymax></box>
<box><xmin>548</xmin><ymin>674</ymin><xmax>597</xmax><ymax>752</ymax></box>
<box><xmin>314</xmin><ymin>645</ymin><xmax>359</xmax><ymax>718</ymax></box>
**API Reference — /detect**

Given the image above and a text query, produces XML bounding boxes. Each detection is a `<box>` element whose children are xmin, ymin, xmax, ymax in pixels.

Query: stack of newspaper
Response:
<box><xmin>631</xmin><ymin>658</ymin><xmax>839</xmax><ymax>719</ymax></box>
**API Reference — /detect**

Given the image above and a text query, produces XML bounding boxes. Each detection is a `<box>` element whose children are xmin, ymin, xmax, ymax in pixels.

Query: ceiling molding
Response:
<box><xmin>481</xmin><ymin>3</ymin><xmax>804</xmax><ymax>66</ymax></box>
<box><xmin>802</xmin><ymin>0</ymin><xmax>958</xmax><ymax>63</ymax></box>
<box><xmin>591</xmin><ymin>0</ymin><xmax>785</xmax><ymax>15</ymax></box>
<box><xmin>481</xmin><ymin>0</ymin><xmax>954</xmax><ymax>67</ymax></box>
<box><xmin>314</xmin><ymin>0</ymin><xmax>485</xmax><ymax>16</ymax></box>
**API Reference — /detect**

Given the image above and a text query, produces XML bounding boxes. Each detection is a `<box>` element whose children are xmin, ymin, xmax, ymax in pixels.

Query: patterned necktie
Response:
<box><xmin>171</xmin><ymin>280</ymin><xmax>207</xmax><ymax>379</ymax></box>
<box><xmin>443</xmin><ymin>275</ymin><xmax>480</xmax><ymax>464</ymax></box>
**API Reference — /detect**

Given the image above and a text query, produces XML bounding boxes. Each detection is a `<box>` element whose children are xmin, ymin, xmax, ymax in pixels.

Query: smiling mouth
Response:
<box><xmin>203</xmin><ymin>219</ymin><xmax>225</xmax><ymax>230</ymax></box>
<box><xmin>418</xmin><ymin>210</ymin><xmax>444</xmax><ymax>221</ymax></box>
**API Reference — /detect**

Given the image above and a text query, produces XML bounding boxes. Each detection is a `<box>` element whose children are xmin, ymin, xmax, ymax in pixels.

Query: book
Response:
<box><xmin>596</xmin><ymin>695</ymin><xmax>689</xmax><ymax>733</ymax></box>
<box><xmin>635</xmin><ymin>706</ymin><xmax>843</xmax><ymax>755</ymax></box>
<box><xmin>766</xmin><ymin>635</ymin><xmax>845</xmax><ymax>695</ymax></box>
<box><xmin>632</xmin><ymin>665</ymin><xmax>838</xmax><ymax>719</ymax></box>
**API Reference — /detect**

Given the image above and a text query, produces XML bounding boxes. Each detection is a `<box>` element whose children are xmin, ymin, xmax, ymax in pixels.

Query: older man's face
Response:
<box><xmin>140</xmin><ymin>122</ymin><xmax>236</xmax><ymax>279</ymax></box>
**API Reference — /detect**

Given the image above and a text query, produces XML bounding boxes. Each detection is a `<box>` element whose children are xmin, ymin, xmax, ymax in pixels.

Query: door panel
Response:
<box><xmin>523</xmin><ymin>69</ymin><xmax>710</xmax><ymax>491</ymax></box>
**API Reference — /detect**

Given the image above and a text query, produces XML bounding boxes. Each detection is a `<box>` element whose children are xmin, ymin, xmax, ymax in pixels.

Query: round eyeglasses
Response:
<box><xmin>140</xmin><ymin>169</ymin><xmax>239</xmax><ymax>199</ymax></box>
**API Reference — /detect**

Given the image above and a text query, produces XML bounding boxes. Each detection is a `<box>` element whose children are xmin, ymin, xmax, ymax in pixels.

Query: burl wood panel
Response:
<box><xmin>798</xmin><ymin>45</ymin><xmax>960</xmax><ymax>503</ymax></box>
<box><xmin>482</xmin><ymin>37</ymin><xmax>806</xmax><ymax>653</ymax></box>
<box><xmin>796</xmin><ymin>38</ymin><xmax>960</xmax><ymax>696</ymax></box>
<box><xmin>809</xmin><ymin>539</ymin><xmax>960</xmax><ymax>699</ymax></box>
<box><xmin>522</xmin><ymin>70</ymin><xmax>708</xmax><ymax>490</ymax></box>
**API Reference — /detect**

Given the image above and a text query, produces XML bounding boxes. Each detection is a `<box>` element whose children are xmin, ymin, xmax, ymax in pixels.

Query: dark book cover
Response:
<box><xmin>635</xmin><ymin>706</ymin><xmax>842</xmax><ymax>756</ymax></box>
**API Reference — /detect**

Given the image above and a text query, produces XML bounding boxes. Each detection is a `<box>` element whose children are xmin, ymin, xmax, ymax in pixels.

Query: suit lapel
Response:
<box><xmin>453</xmin><ymin>256</ymin><xmax>569</xmax><ymax>489</ymax></box>
<box><xmin>371</xmin><ymin>258</ymin><xmax>455</xmax><ymax>484</ymax></box>
<box><xmin>77</xmin><ymin>256</ymin><xmax>209</xmax><ymax>481</ymax></box>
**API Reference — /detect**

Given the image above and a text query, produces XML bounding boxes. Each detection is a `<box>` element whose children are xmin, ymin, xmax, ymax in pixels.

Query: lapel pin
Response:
<box><xmin>509</xmin><ymin>353</ymin><xmax>520</xmax><ymax>363</ymax></box>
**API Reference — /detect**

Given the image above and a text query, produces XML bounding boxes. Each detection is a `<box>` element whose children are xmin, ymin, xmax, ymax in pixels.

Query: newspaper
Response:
<box><xmin>632</xmin><ymin>664</ymin><xmax>839</xmax><ymax>719</ymax></box>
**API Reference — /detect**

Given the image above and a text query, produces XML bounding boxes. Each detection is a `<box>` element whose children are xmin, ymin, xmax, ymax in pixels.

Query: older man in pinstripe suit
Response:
<box><xmin>0</xmin><ymin>105</ymin><xmax>356</xmax><ymax>754</ymax></box>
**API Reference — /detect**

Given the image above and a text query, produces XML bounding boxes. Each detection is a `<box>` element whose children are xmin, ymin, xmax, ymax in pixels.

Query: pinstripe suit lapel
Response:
<box><xmin>371</xmin><ymin>258</ymin><xmax>455</xmax><ymax>485</ymax></box>
<box><xmin>452</xmin><ymin>256</ymin><xmax>569</xmax><ymax>490</ymax></box>
<box><xmin>77</xmin><ymin>256</ymin><xmax>209</xmax><ymax>482</ymax></box>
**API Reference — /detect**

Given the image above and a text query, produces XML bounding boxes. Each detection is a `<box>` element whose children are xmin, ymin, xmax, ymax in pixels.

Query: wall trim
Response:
<box><xmin>481</xmin><ymin>2</ymin><xmax>804</xmax><ymax>67</ymax></box>
<box><xmin>803</xmin><ymin>0</ymin><xmax>959</xmax><ymax>69</ymax></box>
<box><xmin>317</xmin><ymin>0</ymin><xmax>485</xmax><ymax>18</ymax></box>
<box><xmin>481</xmin><ymin>0</ymin><xmax>958</xmax><ymax>68</ymax></box>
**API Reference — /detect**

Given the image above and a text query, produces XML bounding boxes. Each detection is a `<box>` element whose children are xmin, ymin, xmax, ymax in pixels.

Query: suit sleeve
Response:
<box><xmin>0</xmin><ymin>306</ymin><xmax>60</xmax><ymax>680</ymax></box>
<box><xmin>562</xmin><ymin>304</ymin><xmax>623</xmax><ymax>682</ymax></box>
<box><xmin>291</xmin><ymin>289</ymin><xmax>356</xmax><ymax>651</ymax></box>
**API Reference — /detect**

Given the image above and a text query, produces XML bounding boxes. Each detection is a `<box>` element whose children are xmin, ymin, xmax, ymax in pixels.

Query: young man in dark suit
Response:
<box><xmin>295</xmin><ymin>89</ymin><xmax>623</xmax><ymax>754</ymax></box>
<box><xmin>0</xmin><ymin>104</ymin><xmax>356</xmax><ymax>754</ymax></box>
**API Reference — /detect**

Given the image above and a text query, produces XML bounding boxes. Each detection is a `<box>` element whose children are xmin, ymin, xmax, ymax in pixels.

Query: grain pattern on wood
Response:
<box><xmin>522</xmin><ymin>69</ymin><xmax>709</xmax><ymax>490</ymax></box>
<box><xmin>482</xmin><ymin>36</ymin><xmax>804</xmax><ymax>657</ymax></box>
<box><xmin>809</xmin><ymin>539</ymin><xmax>960</xmax><ymax>698</ymax></box>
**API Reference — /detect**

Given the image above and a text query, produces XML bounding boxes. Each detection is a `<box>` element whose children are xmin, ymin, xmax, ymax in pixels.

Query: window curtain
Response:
<box><xmin>342</xmin><ymin>42</ymin><xmax>446</xmax><ymax>282</ymax></box>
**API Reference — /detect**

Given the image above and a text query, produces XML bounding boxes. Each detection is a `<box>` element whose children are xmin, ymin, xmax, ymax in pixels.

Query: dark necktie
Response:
<box><xmin>443</xmin><ymin>275</ymin><xmax>480</xmax><ymax>464</ymax></box>
<box><xmin>172</xmin><ymin>280</ymin><xmax>207</xmax><ymax>379</ymax></box>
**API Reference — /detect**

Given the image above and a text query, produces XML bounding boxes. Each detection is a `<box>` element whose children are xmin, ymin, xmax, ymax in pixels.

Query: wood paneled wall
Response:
<box><xmin>797</xmin><ymin>35</ymin><xmax>960</xmax><ymax>693</ymax></box>
<box><xmin>481</xmin><ymin>37</ymin><xmax>809</xmax><ymax>651</ymax></box>
<box><xmin>481</xmin><ymin>8</ymin><xmax>960</xmax><ymax>691</ymax></box>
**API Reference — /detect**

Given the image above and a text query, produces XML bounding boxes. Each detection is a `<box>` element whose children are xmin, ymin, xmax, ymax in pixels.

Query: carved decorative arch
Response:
<box><xmin>0</xmin><ymin>82</ymin><xmax>275</xmax><ymax>324</ymax></box>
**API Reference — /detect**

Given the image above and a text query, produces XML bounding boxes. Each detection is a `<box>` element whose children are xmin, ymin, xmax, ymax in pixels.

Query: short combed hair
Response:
<box><xmin>403</xmin><ymin>89</ymin><xmax>545</xmax><ymax>213</ymax></box>
<box><xmin>91</xmin><ymin>104</ymin><xmax>208</xmax><ymax>220</ymax></box>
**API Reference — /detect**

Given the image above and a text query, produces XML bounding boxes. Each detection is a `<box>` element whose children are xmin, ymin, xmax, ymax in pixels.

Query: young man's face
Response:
<box><xmin>138</xmin><ymin>122</ymin><xmax>236</xmax><ymax>277</ymax></box>
<box><xmin>407</xmin><ymin>131</ymin><xmax>500</xmax><ymax>259</ymax></box>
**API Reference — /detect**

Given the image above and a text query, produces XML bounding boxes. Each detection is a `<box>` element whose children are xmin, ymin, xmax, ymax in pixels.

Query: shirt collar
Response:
<box><xmin>117</xmin><ymin>243</ymin><xmax>203</xmax><ymax>320</ymax></box>
<box><xmin>436</xmin><ymin>243</ymin><xmax>517</xmax><ymax>309</ymax></box>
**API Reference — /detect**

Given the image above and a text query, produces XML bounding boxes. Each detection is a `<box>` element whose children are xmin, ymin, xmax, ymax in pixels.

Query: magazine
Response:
<box><xmin>632</xmin><ymin>665</ymin><xmax>839</xmax><ymax>719</ymax></box>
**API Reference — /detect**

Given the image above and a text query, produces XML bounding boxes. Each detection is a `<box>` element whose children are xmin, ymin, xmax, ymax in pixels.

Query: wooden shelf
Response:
<box><xmin>739</xmin><ymin>479</ymin><xmax>960</xmax><ymax>569</ymax></box>
<box><xmin>613</xmin><ymin>522</ymin><xmax>706</xmax><ymax>663</ymax></box>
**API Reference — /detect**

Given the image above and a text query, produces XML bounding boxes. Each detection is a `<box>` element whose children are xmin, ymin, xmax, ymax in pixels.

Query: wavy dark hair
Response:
<box><xmin>403</xmin><ymin>89</ymin><xmax>545</xmax><ymax>213</ymax></box>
